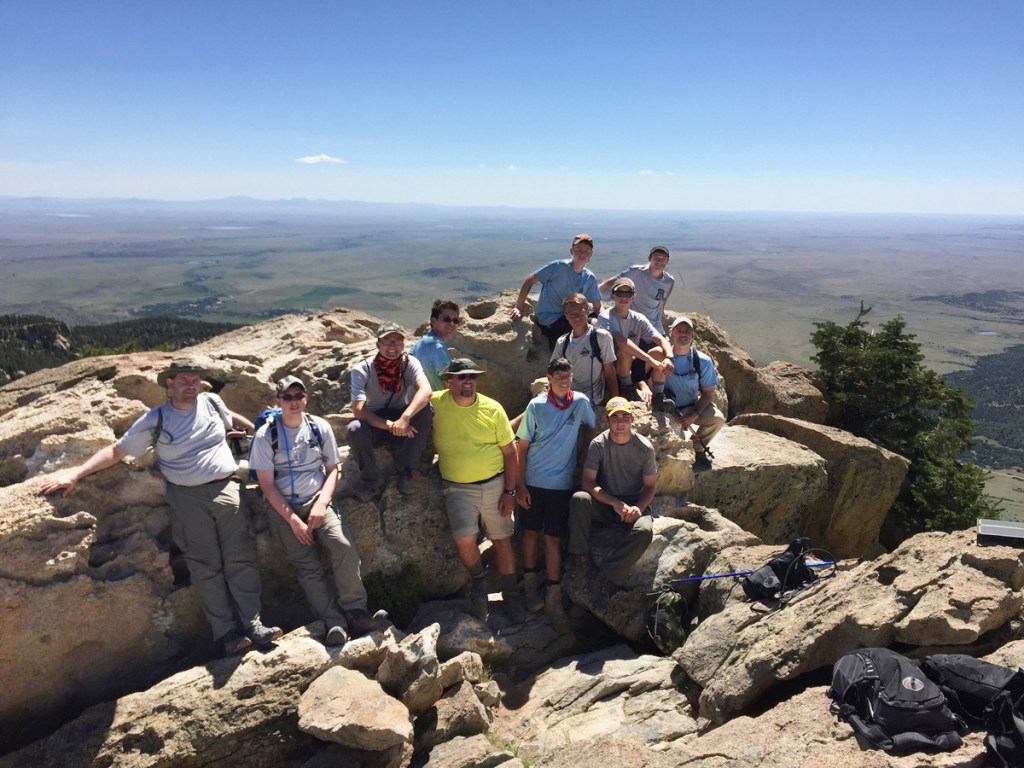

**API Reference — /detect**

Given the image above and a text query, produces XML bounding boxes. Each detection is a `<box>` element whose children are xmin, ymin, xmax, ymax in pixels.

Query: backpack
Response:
<box><xmin>828</xmin><ymin>648</ymin><xmax>964</xmax><ymax>754</ymax></box>
<box><xmin>985</xmin><ymin>668</ymin><xmax>1024</xmax><ymax>768</ymax></box>
<box><xmin>247</xmin><ymin>408</ymin><xmax>324</xmax><ymax>481</ymax></box>
<box><xmin>741</xmin><ymin>537</ymin><xmax>827</xmax><ymax>605</ymax></box>
<box><xmin>645</xmin><ymin>584</ymin><xmax>689</xmax><ymax>654</ymax></box>
<box><xmin>919</xmin><ymin>654</ymin><xmax>1017</xmax><ymax>724</ymax></box>
<box><xmin>558</xmin><ymin>327</ymin><xmax>604</xmax><ymax>364</ymax></box>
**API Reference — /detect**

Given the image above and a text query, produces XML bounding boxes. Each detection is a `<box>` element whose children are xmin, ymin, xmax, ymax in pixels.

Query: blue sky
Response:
<box><xmin>2</xmin><ymin>1</ymin><xmax>1022</xmax><ymax>214</ymax></box>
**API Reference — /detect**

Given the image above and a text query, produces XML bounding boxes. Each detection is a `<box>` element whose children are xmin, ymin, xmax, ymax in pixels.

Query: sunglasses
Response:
<box><xmin>452</xmin><ymin>373</ymin><xmax>478</xmax><ymax>381</ymax></box>
<box><xmin>278</xmin><ymin>392</ymin><xmax>305</xmax><ymax>401</ymax></box>
<box><xmin>439</xmin><ymin>315</ymin><xmax>461</xmax><ymax>324</ymax></box>
<box><xmin>612</xmin><ymin>289</ymin><xmax>635</xmax><ymax>297</ymax></box>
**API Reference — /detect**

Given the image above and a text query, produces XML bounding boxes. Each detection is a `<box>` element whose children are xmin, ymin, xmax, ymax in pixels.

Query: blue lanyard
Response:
<box><xmin>278</xmin><ymin>422</ymin><xmax>297</xmax><ymax>500</ymax></box>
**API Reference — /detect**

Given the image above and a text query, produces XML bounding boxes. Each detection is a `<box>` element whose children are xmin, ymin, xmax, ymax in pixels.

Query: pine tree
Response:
<box><xmin>810</xmin><ymin>303</ymin><xmax>999</xmax><ymax>537</ymax></box>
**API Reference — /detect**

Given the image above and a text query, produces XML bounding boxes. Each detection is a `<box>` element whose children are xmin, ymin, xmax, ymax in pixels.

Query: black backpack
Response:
<box><xmin>919</xmin><ymin>654</ymin><xmax>1017</xmax><ymax>725</ymax></box>
<box><xmin>829</xmin><ymin>648</ymin><xmax>964</xmax><ymax>754</ymax></box>
<box><xmin>741</xmin><ymin>537</ymin><xmax>828</xmax><ymax>605</ymax></box>
<box><xmin>985</xmin><ymin>668</ymin><xmax>1024</xmax><ymax>768</ymax></box>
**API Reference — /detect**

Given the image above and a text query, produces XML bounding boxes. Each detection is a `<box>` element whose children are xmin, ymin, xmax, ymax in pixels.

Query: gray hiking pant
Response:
<box><xmin>567</xmin><ymin>491</ymin><xmax>653</xmax><ymax>584</ymax></box>
<box><xmin>165</xmin><ymin>478</ymin><xmax>263</xmax><ymax>641</ymax></box>
<box><xmin>345</xmin><ymin>405</ymin><xmax>433</xmax><ymax>483</ymax></box>
<box><xmin>265</xmin><ymin>495</ymin><xmax>366</xmax><ymax>625</ymax></box>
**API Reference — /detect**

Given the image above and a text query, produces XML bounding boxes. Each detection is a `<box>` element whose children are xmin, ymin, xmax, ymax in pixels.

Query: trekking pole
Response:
<box><xmin>671</xmin><ymin>561</ymin><xmax>836</xmax><ymax>584</ymax></box>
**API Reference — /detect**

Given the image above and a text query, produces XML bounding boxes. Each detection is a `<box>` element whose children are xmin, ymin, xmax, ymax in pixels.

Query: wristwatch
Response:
<box><xmin>503</xmin><ymin>488</ymin><xmax>517</xmax><ymax>497</ymax></box>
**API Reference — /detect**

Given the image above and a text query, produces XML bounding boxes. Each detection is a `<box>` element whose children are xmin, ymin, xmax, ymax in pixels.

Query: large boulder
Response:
<box><xmin>563</xmin><ymin>503</ymin><xmax>761</xmax><ymax>642</ymax></box>
<box><xmin>731</xmin><ymin>413</ymin><xmax>910</xmax><ymax>558</ymax></box>
<box><xmin>686</xmin><ymin>425</ymin><xmax>831</xmax><ymax>546</ymax></box>
<box><xmin>0</xmin><ymin>631</ymin><xmax>331</xmax><ymax>768</ymax></box>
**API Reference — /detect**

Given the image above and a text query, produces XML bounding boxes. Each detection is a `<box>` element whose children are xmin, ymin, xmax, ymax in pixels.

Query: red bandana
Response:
<box><xmin>547</xmin><ymin>387</ymin><xmax>574</xmax><ymax>411</ymax></box>
<box><xmin>373</xmin><ymin>354</ymin><xmax>403</xmax><ymax>394</ymax></box>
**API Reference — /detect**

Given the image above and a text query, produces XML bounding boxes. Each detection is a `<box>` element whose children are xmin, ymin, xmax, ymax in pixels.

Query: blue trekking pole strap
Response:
<box><xmin>673</xmin><ymin>561</ymin><xmax>836</xmax><ymax>583</ymax></box>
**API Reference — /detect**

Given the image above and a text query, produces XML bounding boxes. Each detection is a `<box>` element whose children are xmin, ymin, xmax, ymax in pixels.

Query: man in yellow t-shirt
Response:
<box><xmin>431</xmin><ymin>358</ymin><xmax>520</xmax><ymax>620</ymax></box>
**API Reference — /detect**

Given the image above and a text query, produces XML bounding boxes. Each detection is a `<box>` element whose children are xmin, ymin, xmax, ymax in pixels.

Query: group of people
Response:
<box><xmin>38</xmin><ymin>234</ymin><xmax>727</xmax><ymax>652</ymax></box>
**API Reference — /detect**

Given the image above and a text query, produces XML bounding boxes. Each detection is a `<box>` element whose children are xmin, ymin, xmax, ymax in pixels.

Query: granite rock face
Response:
<box><xmin>2</xmin><ymin>297</ymin><xmax>1004</xmax><ymax>767</ymax></box>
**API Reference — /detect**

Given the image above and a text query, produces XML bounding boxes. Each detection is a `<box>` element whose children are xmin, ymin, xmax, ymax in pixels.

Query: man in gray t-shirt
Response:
<box><xmin>346</xmin><ymin>322</ymin><xmax>434</xmax><ymax>500</ymax></box>
<box><xmin>39</xmin><ymin>358</ymin><xmax>281</xmax><ymax>657</ymax></box>
<box><xmin>250</xmin><ymin>375</ymin><xmax>380</xmax><ymax>644</ymax></box>
<box><xmin>568</xmin><ymin>397</ymin><xmax>657</xmax><ymax>586</ymax></box>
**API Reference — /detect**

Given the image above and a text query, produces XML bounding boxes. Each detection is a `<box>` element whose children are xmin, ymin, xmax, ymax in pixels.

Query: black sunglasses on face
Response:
<box><xmin>279</xmin><ymin>393</ymin><xmax>305</xmax><ymax>401</ymax></box>
<box><xmin>612</xmin><ymin>289</ymin><xmax>635</xmax><ymax>297</ymax></box>
<box><xmin>452</xmin><ymin>373</ymin><xmax>478</xmax><ymax>380</ymax></box>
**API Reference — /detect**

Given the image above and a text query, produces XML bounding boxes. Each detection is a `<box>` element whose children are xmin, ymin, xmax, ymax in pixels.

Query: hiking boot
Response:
<box><xmin>660</xmin><ymin>396</ymin><xmax>677</xmax><ymax>414</ymax></box>
<box><xmin>325</xmin><ymin>624</ymin><xmax>349</xmax><ymax>647</ymax></box>
<box><xmin>345</xmin><ymin>608</ymin><xmax>382</xmax><ymax>637</ymax></box>
<box><xmin>693</xmin><ymin>452</ymin><xmax>713</xmax><ymax>473</ymax></box>
<box><xmin>396</xmin><ymin>468</ymin><xmax>414</xmax><ymax>495</ymax></box>
<box><xmin>502</xmin><ymin>589</ymin><xmax>528</xmax><ymax>624</ymax></box>
<box><xmin>469</xmin><ymin>575</ymin><xmax>489</xmax><ymax>621</ymax></box>
<box><xmin>619</xmin><ymin>384</ymin><xmax>638</xmax><ymax>401</ymax></box>
<box><xmin>222</xmin><ymin>629</ymin><xmax>252</xmax><ymax>656</ymax></box>
<box><xmin>352</xmin><ymin>479</ymin><xmax>384</xmax><ymax>502</ymax></box>
<box><xmin>246</xmin><ymin>620</ymin><xmax>284</xmax><ymax>648</ymax></box>
<box><xmin>545</xmin><ymin>582</ymin><xmax>570</xmax><ymax>634</ymax></box>
<box><xmin>522</xmin><ymin>571</ymin><xmax>545</xmax><ymax>613</ymax></box>
<box><xmin>651</xmin><ymin>392</ymin><xmax>665</xmax><ymax>411</ymax></box>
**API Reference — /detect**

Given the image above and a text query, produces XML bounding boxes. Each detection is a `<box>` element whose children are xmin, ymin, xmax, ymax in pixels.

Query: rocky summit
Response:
<box><xmin>1</xmin><ymin>290</ymin><xmax>1020</xmax><ymax>767</ymax></box>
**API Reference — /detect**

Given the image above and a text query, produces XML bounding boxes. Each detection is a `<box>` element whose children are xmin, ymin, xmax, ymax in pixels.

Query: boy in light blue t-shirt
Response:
<box><xmin>515</xmin><ymin>357</ymin><xmax>597</xmax><ymax>631</ymax></box>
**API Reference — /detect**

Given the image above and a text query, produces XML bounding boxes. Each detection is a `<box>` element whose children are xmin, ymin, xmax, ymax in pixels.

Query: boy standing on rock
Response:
<box><xmin>250</xmin><ymin>375</ymin><xmax>380</xmax><ymax>645</ymax></box>
<box><xmin>515</xmin><ymin>357</ymin><xmax>597</xmax><ymax>631</ymax></box>
<box><xmin>38</xmin><ymin>359</ymin><xmax>282</xmax><ymax>657</ymax></box>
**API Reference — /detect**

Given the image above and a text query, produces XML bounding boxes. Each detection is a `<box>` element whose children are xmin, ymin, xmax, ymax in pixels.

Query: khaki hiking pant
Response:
<box><xmin>165</xmin><ymin>478</ymin><xmax>263</xmax><ymax>641</ymax></box>
<box><xmin>264</xmin><ymin>495</ymin><xmax>367</xmax><ymax>627</ymax></box>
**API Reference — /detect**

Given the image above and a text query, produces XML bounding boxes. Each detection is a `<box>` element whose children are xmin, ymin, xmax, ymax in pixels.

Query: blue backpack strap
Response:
<box><xmin>303</xmin><ymin>413</ymin><xmax>324</xmax><ymax>454</ymax></box>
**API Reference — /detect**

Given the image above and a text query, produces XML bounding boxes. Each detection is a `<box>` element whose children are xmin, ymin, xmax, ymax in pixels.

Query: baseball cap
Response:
<box><xmin>275</xmin><ymin>375</ymin><xmax>306</xmax><ymax>395</ymax></box>
<box><xmin>572</xmin><ymin>233</ymin><xmax>594</xmax><ymax>247</ymax></box>
<box><xmin>605</xmin><ymin>396</ymin><xmax>633</xmax><ymax>416</ymax></box>
<box><xmin>670</xmin><ymin>316</ymin><xmax>695</xmax><ymax>331</ymax></box>
<box><xmin>611</xmin><ymin>277</ymin><xmax>636</xmax><ymax>293</ymax></box>
<box><xmin>376</xmin><ymin>321</ymin><xmax>406</xmax><ymax>339</ymax></box>
<box><xmin>649</xmin><ymin>245</ymin><xmax>671</xmax><ymax>259</ymax></box>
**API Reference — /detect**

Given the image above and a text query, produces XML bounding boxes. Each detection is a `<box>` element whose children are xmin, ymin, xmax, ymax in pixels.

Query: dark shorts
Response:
<box><xmin>631</xmin><ymin>338</ymin><xmax>656</xmax><ymax>384</ymax></box>
<box><xmin>539</xmin><ymin>316</ymin><xmax>572</xmax><ymax>350</ymax></box>
<box><xmin>519</xmin><ymin>486</ymin><xmax>573</xmax><ymax>537</ymax></box>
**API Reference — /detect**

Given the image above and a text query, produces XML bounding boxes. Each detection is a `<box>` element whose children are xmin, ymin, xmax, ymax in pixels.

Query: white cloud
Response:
<box><xmin>639</xmin><ymin>169</ymin><xmax>656</xmax><ymax>176</ymax></box>
<box><xmin>507</xmin><ymin>164</ymin><xmax>519</xmax><ymax>171</ymax></box>
<box><xmin>295</xmin><ymin>154</ymin><xmax>346</xmax><ymax>165</ymax></box>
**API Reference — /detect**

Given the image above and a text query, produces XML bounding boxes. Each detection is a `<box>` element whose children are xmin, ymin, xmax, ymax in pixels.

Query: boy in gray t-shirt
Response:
<box><xmin>568</xmin><ymin>397</ymin><xmax>657</xmax><ymax>586</ymax></box>
<box><xmin>251</xmin><ymin>375</ymin><xmax>381</xmax><ymax>643</ymax></box>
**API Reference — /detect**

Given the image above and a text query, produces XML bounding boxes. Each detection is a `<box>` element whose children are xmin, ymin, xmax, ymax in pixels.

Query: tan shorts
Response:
<box><xmin>442</xmin><ymin>474</ymin><xmax>514</xmax><ymax>541</ymax></box>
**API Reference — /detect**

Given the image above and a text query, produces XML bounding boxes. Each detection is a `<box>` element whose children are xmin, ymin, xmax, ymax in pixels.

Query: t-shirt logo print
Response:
<box><xmin>901</xmin><ymin>676</ymin><xmax>925</xmax><ymax>692</ymax></box>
